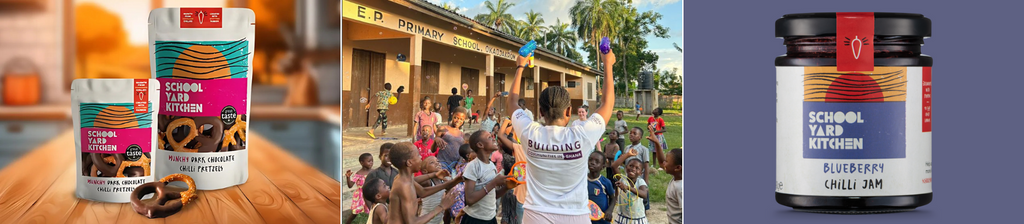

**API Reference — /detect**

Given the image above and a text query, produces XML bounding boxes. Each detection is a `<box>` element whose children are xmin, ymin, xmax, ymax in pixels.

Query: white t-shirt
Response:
<box><xmin>463</xmin><ymin>158</ymin><xmax>498</xmax><ymax>220</ymax></box>
<box><xmin>667</xmin><ymin>179</ymin><xmax>682</xmax><ymax>224</ymax></box>
<box><xmin>511</xmin><ymin>108</ymin><xmax>605</xmax><ymax>215</ymax></box>
<box><xmin>571</xmin><ymin>119</ymin><xmax>587</xmax><ymax>127</ymax></box>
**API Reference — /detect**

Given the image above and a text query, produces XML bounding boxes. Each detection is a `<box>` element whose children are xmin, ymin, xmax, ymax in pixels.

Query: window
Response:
<box><xmin>567</xmin><ymin>81</ymin><xmax>577</xmax><ymax>88</ymax></box>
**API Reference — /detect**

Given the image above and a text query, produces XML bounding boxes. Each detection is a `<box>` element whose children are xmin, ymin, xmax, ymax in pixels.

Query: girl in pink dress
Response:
<box><xmin>344</xmin><ymin>153</ymin><xmax>374</xmax><ymax>224</ymax></box>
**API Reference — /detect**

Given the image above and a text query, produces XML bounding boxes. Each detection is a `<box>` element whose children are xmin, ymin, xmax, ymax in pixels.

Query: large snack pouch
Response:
<box><xmin>74</xmin><ymin>79</ymin><xmax>159</xmax><ymax>203</ymax></box>
<box><xmin>149</xmin><ymin>8</ymin><xmax>254</xmax><ymax>190</ymax></box>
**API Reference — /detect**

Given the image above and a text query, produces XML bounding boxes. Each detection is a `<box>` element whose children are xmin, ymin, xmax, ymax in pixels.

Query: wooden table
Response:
<box><xmin>0</xmin><ymin>130</ymin><xmax>341</xmax><ymax>224</ymax></box>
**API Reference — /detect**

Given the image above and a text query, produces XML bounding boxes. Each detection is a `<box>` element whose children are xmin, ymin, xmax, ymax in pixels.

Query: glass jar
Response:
<box><xmin>775</xmin><ymin>12</ymin><xmax>932</xmax><ymax>213</ymax></box>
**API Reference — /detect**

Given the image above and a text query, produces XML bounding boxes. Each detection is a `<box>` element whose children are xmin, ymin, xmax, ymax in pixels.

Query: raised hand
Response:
<box><xmin>626</xmin><ymin>149</ymin><xmax>638</xmax><ymax>157</ymax></box>
<box><xmin>441</xmin><ymin>190</ymin><xmax>458</xmax><ymax>208</ymax></box>
<box><xmin>436</xmin><ymin>169</ymin><xmax>451</xmax><ymax>179</ymax></box>
<box><xmin>345</xmin><ymin>169</ymin><xmax>353</xmax><ymax>178</ymax></box>
<box><xmin>517</xmin><ymin>53</ymin><xmax>531</xmax><ymax>68</ymax></box>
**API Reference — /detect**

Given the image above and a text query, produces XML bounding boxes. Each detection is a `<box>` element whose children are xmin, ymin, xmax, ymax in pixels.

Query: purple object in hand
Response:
<box><xmin>599</xmin><ymin>37</ymin><xmax>611</xmax><ymax>54</ymax></box>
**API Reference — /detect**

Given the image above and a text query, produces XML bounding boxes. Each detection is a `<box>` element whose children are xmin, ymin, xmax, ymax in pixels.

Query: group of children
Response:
<box><xmin>346</xmin><ymin>42</ymin><xmax>681</xmax><ymax>224</ymax></box>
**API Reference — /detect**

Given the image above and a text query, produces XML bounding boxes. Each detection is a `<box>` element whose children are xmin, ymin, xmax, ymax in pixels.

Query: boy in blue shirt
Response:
<box><xmin>588</xmin><ymin>151</ymin><xmax>615</xmax><ymax>224</ymax></box>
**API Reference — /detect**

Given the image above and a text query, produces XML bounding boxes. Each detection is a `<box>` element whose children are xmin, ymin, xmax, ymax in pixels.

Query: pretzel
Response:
<box><xmin>165</xmin><ymin>118</ymin><xmax>199</xmax><ymax>152</ymax></box>
<box><xmin>130</xmin><ymin>173</ymin><xmax>198</xmax><ymax>219</ymax></box>
<box><xmin>221</xmin><ymin>115</ymin><xmax>247</xmax><ymax>150</ymax></box>
<box><xmin>159</xmin><ymin>173</ymin><xmax>198</xmax><ymax>205</ymax></box>
<box><xmin>90</xmin><ymin>153</ymin><xmax>122</xmax><ymax>177</ymax></box>
<box><xmin>103</xmin><ymin>153</ymin><xmax>151</xmax><ymax>177</ymax></box>
<box><xmin>193</xmin><ymin>117</ymin><xmax>224</xmax><ymax>152</ymax></box>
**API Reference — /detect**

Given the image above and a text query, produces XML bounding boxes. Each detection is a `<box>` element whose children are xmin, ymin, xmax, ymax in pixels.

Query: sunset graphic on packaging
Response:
<box><xmin>801</xmin><ymin>67</ymin><xmax>908</xmax><ymax>159</ymax></box>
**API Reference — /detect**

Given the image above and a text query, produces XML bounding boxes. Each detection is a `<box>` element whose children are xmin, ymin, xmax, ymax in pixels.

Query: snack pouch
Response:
<box><xmin>149</xmin><ymin>8</ymin><xmax>254</xmax><ymax>190</ymax></box>
<box><xmin>73</xmin><ymin>79</ymin><xmax>158</xmax><ymax>203</ymax></box>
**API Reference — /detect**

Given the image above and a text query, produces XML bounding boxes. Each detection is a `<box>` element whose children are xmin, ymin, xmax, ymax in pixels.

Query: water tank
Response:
<box><xmin>638</xmin><ymin>71</ymin><xmax>654</xmax><ymax>89</ymax></box>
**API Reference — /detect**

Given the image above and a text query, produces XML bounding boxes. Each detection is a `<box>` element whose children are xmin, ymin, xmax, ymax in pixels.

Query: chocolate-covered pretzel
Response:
<box><xmin>82</xmin><ymin>153</ymin><xmax>94</xmax><ymax>176</ymax></box>
<box><xmin>130</xmin><ymin>174</ymin><xmax>198</xmax><ymax>218</ymax></box>
<box><xmin>103</xmin><ymin>153</ymin><xmax>151</xmax><ymax>177</ymax></box>
<box><xmin>193</xmin><ymin>117</ymin><xmax>224</xmax><ymax>152</ymax></box>
<box><xmin>90</xmin><ymin>153</ymin><xmax>121</xmax><ymax>177</ymax></box>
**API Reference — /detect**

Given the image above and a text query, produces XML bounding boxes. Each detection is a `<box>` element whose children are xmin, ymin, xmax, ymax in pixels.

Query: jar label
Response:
<box><xmin>777</xmin><ymin>66</ymin><xmax>932</xmax><ymax>196</ymax></box>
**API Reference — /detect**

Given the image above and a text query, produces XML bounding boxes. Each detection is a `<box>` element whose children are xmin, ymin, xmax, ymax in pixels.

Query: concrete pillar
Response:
<box><xmin>407</xmin><ymin>35</ymin><xmax>422</xmax><ymax>136</ymax></box>
<box><xmin>486</xmin><ymin>55</ymin><xmax>494</xmax><ymax>110</ymax></box>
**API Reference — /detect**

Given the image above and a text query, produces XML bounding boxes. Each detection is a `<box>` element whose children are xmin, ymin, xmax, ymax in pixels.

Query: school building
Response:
<box><xmin>341</xmin><ymin>0</ymin><xmax>604</xmax><ymax>135</ymax></box>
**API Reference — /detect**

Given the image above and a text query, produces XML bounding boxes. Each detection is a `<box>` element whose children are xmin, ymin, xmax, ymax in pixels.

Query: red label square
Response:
<box><xmin>134</xmin><ymin>79</ymin><xmax>148</xmax><ymax>114</ymax></box>
<box><xmin>836</xmin><ymin>12</ymin><xmax>874</xmax><ymax>71</ymax></box>
<box><xmin>180</xmin><ymin>8</ymin><xmax>222</xmax><ymax>28</ymax></box>
<box><xmin>922</xmin><ymin>67</ymin><xmax>931</xmax><ymax>132</ymax></box>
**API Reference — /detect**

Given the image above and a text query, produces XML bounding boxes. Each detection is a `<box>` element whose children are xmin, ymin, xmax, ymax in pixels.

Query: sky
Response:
<box><xmin>430</xmin><ymin>0</ymin><xmax>683</xmax><ymax>74</ymax></box>
<box><xmin>77</xmin><ymin>0</ymin><xmax>227</xmax><ymax>46</ymax></box>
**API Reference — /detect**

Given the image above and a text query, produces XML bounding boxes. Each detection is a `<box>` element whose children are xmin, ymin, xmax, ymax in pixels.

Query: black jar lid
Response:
<box><xmin>776</xmin><ymin>12</ymin><xmax>930</xmax><ymax>37</ymax></box>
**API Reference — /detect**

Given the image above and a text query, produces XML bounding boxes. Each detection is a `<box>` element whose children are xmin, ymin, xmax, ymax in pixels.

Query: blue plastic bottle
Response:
<box><xmin>519</xmin><ymin>40</ymin><xmax>537</xmax><ymax>57</ymax></box>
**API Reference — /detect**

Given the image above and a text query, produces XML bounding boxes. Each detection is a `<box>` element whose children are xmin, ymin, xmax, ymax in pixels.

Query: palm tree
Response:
<box><xmin>522</xmin><ymin>10</ymin><xmax>546</xmax><ymax>41</ymax></box>
<box><xmin>544</xmin><ymin>19</ymin><xmax>577</xmax><ymax>58</ymax></box>
<box><xmin>440</xmin><ymin>2</ymin><xmax>460</xmax><ymax>12</ymax></box>
<box><xmin>570</xmin><ymin>0</ymin><xmax>623</xmax><ymax>67</ymax></box>
<box><xmin>474</xmin><ymin>0</ymin><xmax>516</xmax><ymax>33</ymax></box>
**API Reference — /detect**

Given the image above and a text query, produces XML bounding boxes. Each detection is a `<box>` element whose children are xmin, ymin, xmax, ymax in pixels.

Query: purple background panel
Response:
<box><xmin>685</xmin><ymin>0</ymin><xmax>1022</xmax><ymax>223</ymax></box>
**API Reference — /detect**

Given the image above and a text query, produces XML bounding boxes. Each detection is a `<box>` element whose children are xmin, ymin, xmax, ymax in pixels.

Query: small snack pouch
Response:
<box><xmin>149</xmin><ymin>8</ymin><xmax>254</xmax><ymax>190</ymax></box>
<box><xmin>73</xmin><ymin>79</ymin><xmax>158</xmax><ymax>203</ymax></box>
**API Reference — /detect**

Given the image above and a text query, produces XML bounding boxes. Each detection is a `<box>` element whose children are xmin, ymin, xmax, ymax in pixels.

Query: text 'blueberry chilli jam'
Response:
<box><xmin>775</xmin><ymin>12</ymin><xmax>932</xmax><ymax>213</ymax></box>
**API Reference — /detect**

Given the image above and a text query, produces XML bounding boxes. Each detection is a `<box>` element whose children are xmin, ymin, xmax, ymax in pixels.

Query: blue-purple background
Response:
<box><xmin>685</xmin><ymin>0</ymin><xmax>1022</xmax><ymax>222</ymax></box>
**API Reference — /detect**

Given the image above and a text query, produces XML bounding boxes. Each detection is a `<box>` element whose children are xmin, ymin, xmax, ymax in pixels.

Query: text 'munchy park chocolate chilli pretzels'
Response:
<box><xmin>775</xmin><ymin>13</ymin><xmax>932</xmax><ymax>213</ymax></box>
<box><xmin>149</xmin><ymin>8</ymin><xmax>254</xmax><ymax>190</ymax></box>
<box><xmin>73</xmin><ymin>79</ymin><xmax>159</xmax><ymax>203</ymax></box>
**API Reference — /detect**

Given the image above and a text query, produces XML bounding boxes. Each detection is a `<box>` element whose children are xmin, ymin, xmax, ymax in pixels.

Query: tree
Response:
<box><xmin>569</xmin><ymin>0</ymin><xmax>623</xmax><ymax>67</ymax></box>
<box><xmin>543</xmin><ymin>19</ymin><xmax>579</xmax><ymax>59</ymax></box>
<box><xmin>474</xmin><ymin>0</ymin><xmax>516</xmax><ymax>33</ymax></box>
<box><xmin>441</xmin><ymin>2</ymin><xmax>461</xmax><ymax>12</ymax></box>
<box><xmin>75</xmin><ymin>3</ymin><xmax>127</xmax><ymax>78</ymax></box>
<box><xmin>522</xmin><ymin>10</ymin><xmax>546</xmax><ymax>41</ymax></box>
<box><xmin>673</xmin><ymin>42</ymin><xmax>682</xmax><ymax>53</ymax></box>
<box><xmin>658</xmin><ymin>68</ymin><xmax>681</xmax><ymax>96</ymax></box>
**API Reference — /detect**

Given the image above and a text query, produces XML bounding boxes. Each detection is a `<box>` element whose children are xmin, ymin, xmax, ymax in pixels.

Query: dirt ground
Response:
<box><xmin>341</xmin><ymin>124</ymin><xmax>671</xmax><ymax>223</ymax></box>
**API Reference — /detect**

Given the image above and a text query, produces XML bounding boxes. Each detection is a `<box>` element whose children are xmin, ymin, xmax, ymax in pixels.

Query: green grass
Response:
<box><xmin>345</xmin><ymin>213</ymin><xmax>368</xmax><ymax>224</ymax></box>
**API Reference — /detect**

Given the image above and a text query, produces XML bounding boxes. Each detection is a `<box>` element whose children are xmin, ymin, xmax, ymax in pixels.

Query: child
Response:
<box><xmin>496</xmin><ymin>118</ymin><xmax>526</xmax><ymax>224</ymax></box>
<box><xmin>517</xmin><ymin>99</ymin><xmax>533</xmax><ymax>120</ymax></box>
<box><xmin>614</xmin><ymin>111</ymin><xmax>628</xmax><ymax>151</ymax></box>
<box><xmin>366</xmin><ymin>143</ymin><xmax>399</xmax><ymax>187</ymax></box>
<box><xmin>448</xmin><ymin>88</ymin><xmax>464</xmax><ymax>122</ymax></box>
<box><xmin>418</xmin><ymin>156</ymin><xmax>453</xmax><ymax>224</ymax></box>
<box><xmin>415</xmin><ymin>127</ymin><xmax>437</xmax><ymax>177</ymax></box>
<box><xmin>363</xmin><ymin>177</ymin><xmax>391</xmax><ymax>224</ymax></box>
<box><xmin>416</xmin><ymin>125</ymin><xmax>437</xmax><ymax>159</ymax></box>
<box><xmin>462</xmin><ymin>130</ymin><xmax>513</xmax><ymax>224</ymax></box>
<box><xmin>387</xmin><ymin>142</ymin><xmax>461</xmax><ymax>224</ymax></box>
<box><xmin>588</xmin><ymin>152</ymin><xmax>616</xmax><ymax>224</ymax></box>
<box><xmin>437</xmin><ymin>107</ymin><xmax>470</xmax><ymax>174</ymax></box>
<box><xmin>433</xmin><ymin>103</ymin><xmax>445</xmax><ymax>126</ymax></box>
<box><xmin>646</xmin><ymin>126</ymin><xmax>682</xmax><ymax>224</ymax></box>
<box><xmin>344</xmin><ymin>153</ymin><xmax>374</xmax><ymax>224</ymax></box>
<box><xmin>616</xmin><ymin>127</ymin><xmax>651</xmax><ymax>211</ymax></box>
<box><xmin>506</xmin><ymin>41</ymin><xmax>616</xmax><ymax>223</ymax></box>
<box><xmin>367</xmin><ymin>83</ymin><xmax>403</xmax><ymax>138</ymax></box>
<box><xmin>450</xmin><ymin>144</ymin><xmax>477</xmax><ymax>224</ymax></box>
<box><xmin>646</xmin><ymin>108</ymin><xmax>666</xmax><ymax>169</ymax></box>
<box><xmin>479</xmin><ymin>93</ymin><xmax>502</xmax><ymax>132</ymax></box>
<box><xmin>415</xmin><ymin>96</ymin><xmax>439</xmax><ymax>141</ymax></box>
<box><xmin>465</xmin><ymin>89</ymin><xmax>476</xmax><ymax>123</ymax></box>
<box><xmin>609</xmin><ymin>155</ymin><xmax>648</xmax><ymax>224</ymax></box>
<box><xmin>603</xmin><ymin>131</ymin><xmax>621</xmax><ymax>180</ymax></box>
